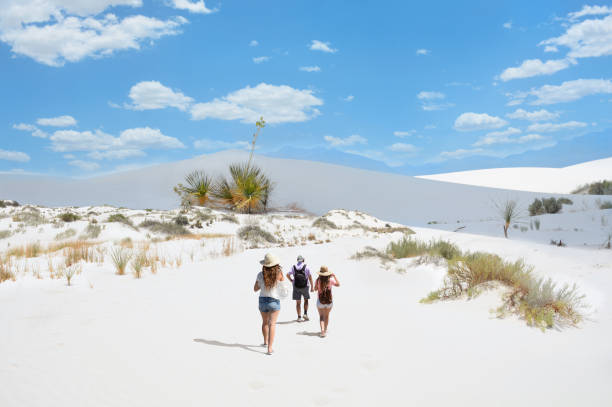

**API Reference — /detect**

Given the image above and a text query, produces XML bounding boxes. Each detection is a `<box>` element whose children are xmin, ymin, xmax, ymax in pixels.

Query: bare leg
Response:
<box><xmin>318</xmin><ymin>307</ymin><xmax>325</xmax><ymax>335</ymax></box>
<box><xmin>267</xmin><ymin>310</ymin><xmax>280</xmax><ymax>354</ymax></box>
<box><xmin>296</xmin><ymin>300</ymin><xmax>302</xmax><ymax>318</ymax></box>
<box><xmin>260</xmin><ymin>311</ymin><xmax>270</xmax><ymax>345</ymax></box>
<box><xmin>304</xmin><ymin>298</ymin><xmax>309</xmax><ymax>316</ymax></box>
<box><xmin>323</xmin><ymin>308</ymin><xmax>332</xmax><ymax>333</ymax></box>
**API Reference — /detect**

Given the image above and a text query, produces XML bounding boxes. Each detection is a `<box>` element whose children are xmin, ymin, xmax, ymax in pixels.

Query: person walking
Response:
<box><xmin>314</xmin><ymin>266</ymin><xmax>340</xmax><ymax>338</ymax></box>
<box><xmin>254</xmin><ymin>253</ymin><xmax>284</xmax><ymax>355</ymax></box>
<box><xmin>286</xmin><ymin>255</ymin><xmax>314</xmax><ymax>322</ymax></box>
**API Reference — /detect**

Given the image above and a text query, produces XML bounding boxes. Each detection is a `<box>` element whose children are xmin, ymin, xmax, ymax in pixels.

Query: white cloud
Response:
<box><xmin>388</xmin><ymin>143</ymin><xmax>417</xmax><ymax>153</ymax></box>
<box><xmin>424</xmin><ymin>124</ymin><xmax>437</xmax><ymax>130</ymax></box>
<box><xmin>343</xmin><ymin>95</ymin><xmax>354</xmax><ymax>102</ymax></box>
<box><xmin>440</xmin><ymin>148</ymin><xmax>484</xmax><ymax>159</ymax></box>
<box><xmin>499</xmin><ymin>58</ymin><xmax>575</xmax><ymax>81</ymax></box>
<box><xmin>540</xmin><ymin>13</ymin><xmax>612</xmax><ymax>59</ymax></box>
<box><xmin>0</xmin><ymin>148</ymin><xmax>30</xmax><ymax>162</ymax></box>
<box><xmin>568</xmin><ymin>5</ymin><xmax>612</xmax><ymax>21</ymax></box>
<box><xmin>127</xmin><ymin>81</ymin><xmax>193</xmax><ymax>111</ymax></box>
<box><xmin>473</xmin><ymin>127</ymin><xmax>522</xmax><ymax>146</ymax></box>
<box><xmin>36</xmin><ymin>115</ymin><xmax>77</xmax><ymax>127</ymax></box>
<box><xmin>393</xmin><ymin>130</ymin><xmax>416</xmax><ymax>138</ymax></box>
<box><xmin>50</xmin><ymin>127</ymin><xmax>184</xmax><ymax>154</ymax></box>
<box><xmin>324</xmin><ymin>134</ymin><xmax>367</xmax><ymax>147</ymax></box>
<box><xmin>503</xmin><ymin>21</ymin><xmax>512</xmax><ymax>29</ymax></box>
<box><xmin>168</xmin><ymin>0</ymin><xmax>214</xmax><ymax>14</ymax></box>
<box><xmin>13</xmin><ymin>123</ymin><xmax>48</xmax><ymax>138</ymax></box>
<box><xmin>193</xmin><ymin>139</ymin><xmax>250</xmax><ymax>150</ymax></box>
<box><xmin>299</xmin><ymin>65</ymin><xmax>321</xmax><ymax>72</ymax></box>
<box><xmin>422</xmin><ymin>102</ymin><xmax>454</xmax><ymax>111</ymax></box>
<box><xmin>544</xmin><ymin>45</ymin><xmax>558</xmax><ymax>53</ymax></box>
<box><xmin>454</xmin><ymin>112</ymin><xmax>508</xmax><ymax>132</ymax></box>
<box><xmin>517</xmin><ymin>134</ymin><xmax>545</xmax><ymax>143</ymax></box>
<box><xmin>529</xmin><ymin>78</ymin><xmax>612</xmax><ymax>105</ymax></box>
<box><xmin>252</xmin><ymin>56</ymin><xmax>270</xmax><ymax>64</ymax></box>
<box><xmin>526</xmin><ymin>121</ymin><xmax>588</xmax><ymax>133</ymax></box>
<box><xmin>87</xmin><ymin>149</ymin><xmax>146</xmax><ymax>160</ymax></box>
<box><xmin>190</xmin><ymin>83</ymin><xmax>323</xmax><ymax>124</ymax></box>
<box><xmin>249</xmin><ymin>40</ymin><xmax>258</xmax><ymax>47</ymax></box>
<box><xmin>68</xmin><ymin>160</ymin><xmax>100</xmax><ymax>171</ymax></box>
<box><xmin>0</xmin><ymin>7</ymin><xmax>188</xmax><ymax>67</ymax></box>
<box><xmin>309</xmin><ymin>40</ymin><xmax>337</xmax><ymax>53</ymax></box>
<box><xmin>416</xmin><ymin>49</ymin><xmax>430</xmax><ymax>55</ymax></box>
<box><xmin>417</xmin><ymin>91</ymin><xmax>445</xmax><ymax>100</ymax></box>
<box><xmin>506</xmin><ymin>108</ymin><xmax>559</xmax><ymax>121</ymax></box>
<box><xmin>506</xmin><ymin>99</ymin><xmax>524</xmax><ymax>106</ymax></box>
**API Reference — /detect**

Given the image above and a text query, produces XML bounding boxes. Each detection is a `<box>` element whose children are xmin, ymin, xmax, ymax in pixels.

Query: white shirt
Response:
<box><xmin>256</xmin><ymin>271</ymin><xmax>281</xmax><ymax>300</ymax></box>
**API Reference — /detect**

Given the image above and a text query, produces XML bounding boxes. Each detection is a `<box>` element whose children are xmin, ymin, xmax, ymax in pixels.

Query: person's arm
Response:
<box><xmin>308</xmin><ymin>272</ymin><xmax>314</xmax><ymax>292</ymax></box>
<box><xmin>331</xmin><ymin>274</ymin><xmax>340</xmax><ymax>287</ymax></box>
<box><xmin>278</xmin><ymin>270</ymin><xmax>285</xmax><ymax>281</ymax></box>
<box><xmin>254</xmin><ymin>280</ymin><xmax>260</xmax><ymax>292</ymax></box>
<box><xmin>286</xmin><ymin>271</ymin><xmax>293</xmax><ymax>283</ymax></box>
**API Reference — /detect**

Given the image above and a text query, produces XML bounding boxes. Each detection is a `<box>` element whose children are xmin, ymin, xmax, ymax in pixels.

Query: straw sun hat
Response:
<box><xmin>260</xmin><ymin>253</ymin><xmax>280</xmax><ymax>267</ymax></box>
<box><xmin>318</xmin><ymin>266</ymin><xmax>333</xmax><ymax>276</ymax></box>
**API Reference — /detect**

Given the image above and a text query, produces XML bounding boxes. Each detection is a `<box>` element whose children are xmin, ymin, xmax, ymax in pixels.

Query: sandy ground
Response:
<box><xmin>2</xmin><ymin>219</ymin><xmax>611</xmax><ymax>406</ymax></box>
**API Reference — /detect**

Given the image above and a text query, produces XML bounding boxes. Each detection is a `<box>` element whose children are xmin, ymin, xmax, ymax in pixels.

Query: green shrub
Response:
<box><xmin>386</xmin><ymin>237</ymin><xmax>461</xmax><ymax>261</ymax></box>
<box><xmin>0</xmin><ymin>230</ymin><xmax>11</xmax><ymax>240</ymax></box>
<box><xmin>107</xmin><ymin>213</ymin><xmax>137</xmax><ymax>230</ymax></box>
<box><xmin>58</xmin><ymin>212</ymin><xmax>80</xmax><ymax>222</ymax></box>
<box><xmin>81</xmin><ymin>222</ymin><xmax>102</xmax><ymax>239</ymax></box>
<box><xmin>528</xmin><ymin>199</ymin><xmax>545</xmax><ymax>216</ymax></box>
<box><xmin>542</xmin><ymin>198</ymin><xmax>562</xmax><ymax>214</ymax></box>
<box><xmin>529</xmin><ymin>197</ymin><xmax>566</xmax><ymax>216</ymax></box>
<box><xmin>312</xmin><ymin>217</ymin><xmax>338</xmax><ymax>229</ymax></box>
<box><xmin>237</xmin><ymin>225</ymin><xmax>277</xmax><ymax>243</ymax></box>
<box><xmin>139</xmin><ymin>220</ymin><xmax>189</xmax><ymax>236</ymax></box>
<box><xmin>600</xmin><ymin>201</ymin><xmax>612</xmax><ymax>210</ymax></box>
<box><xmin>351</xmin><ymin>246</ymin><xmax>393</xmax><ymax>262</ymax></box>
<box><xmin>174</xmin><ymin>215</ymin><xmax>189</xmax><ymax>226</ymax></box>
<box><xmin>557</xmin><ymin>197</ymin><xmax>573</xmax><ymax>205</ymax></box>
<box><xmin>588</xmin><ymin>180</ymin><xmax>612</xmax><ymax>195</ymax></box>
<box><xmin>12</xmin><ymin>208</ymin><xmax>46</xmax><ymax>226</ymax></box>
<box><xmin>55</xmin><ymin>228</ymin><xmax>77</xmax><ymax>240</ymax></box>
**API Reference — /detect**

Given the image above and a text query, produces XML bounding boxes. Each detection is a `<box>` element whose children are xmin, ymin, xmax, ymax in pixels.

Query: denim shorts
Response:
<box><xmin>317</xmin><ymin>300</ymin><xmax>333</xmax><ymax>309</ymax></box>
<box><xmin>259</xmin><ymin>297</ymin><xmax>281</xmax><ymax>312</ymax></box>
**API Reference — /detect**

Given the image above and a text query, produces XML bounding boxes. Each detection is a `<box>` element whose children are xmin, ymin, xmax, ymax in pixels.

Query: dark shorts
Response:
<box><xmin>259</xmin><ymin>297</ymin><xmax>281</xmax><ymax>312</ymax></box>
<box><xmin>292</xmin><ymin>286</ymin><xmax>310</xmax><ymax>300</ymax></box>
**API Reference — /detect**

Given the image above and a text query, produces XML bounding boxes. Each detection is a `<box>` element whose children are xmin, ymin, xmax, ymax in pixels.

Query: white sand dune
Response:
<box><xmin>417</xmin><ymin>157</ymin><xmax>612</xmax><ymax>194</ymax></box>
<box><xmin>0</xmin><ymin>151</ymin><xmax>603</xmax><ymax>226</ymax></box>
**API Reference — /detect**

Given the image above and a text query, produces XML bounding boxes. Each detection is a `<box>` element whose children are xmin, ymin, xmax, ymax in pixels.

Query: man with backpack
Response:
<box><xmin>286</xmin><ymin>255</ymin><xmax>314</xmax><ymax>321</ymax></box>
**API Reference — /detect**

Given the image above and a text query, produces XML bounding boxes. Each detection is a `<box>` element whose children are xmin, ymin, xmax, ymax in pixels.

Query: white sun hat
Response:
<box><xmin>260</xmin><ymin>253</ymin><xmax>281</xmax><ymax>267</ymax></box>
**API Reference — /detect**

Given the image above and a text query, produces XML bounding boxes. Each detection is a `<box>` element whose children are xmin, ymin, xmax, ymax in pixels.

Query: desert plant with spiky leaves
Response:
<box><xmin>228</xmin><ymin>163</ymin><xmax>272</xmax><ymax>214</ymax></box>
<box><xmin>174</xmin><ymin>171</ymin><xmax>213</xmax><ymax>207</ymax></box>
<box><xmin>496</xmin><ymin>199</ymin><xmax>522</xmax><ymax>238</ymax></box>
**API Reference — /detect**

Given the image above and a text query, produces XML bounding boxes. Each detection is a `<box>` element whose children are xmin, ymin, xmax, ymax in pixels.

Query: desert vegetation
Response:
<box><xmin>528</xmin><ymin>197</ymin><xmax>572</xmax><ymax>216</ymax></box>
<box><xmin>495</xmin><ymin>199</ymin><xmax>522</xmax><ymax>238</ymax></box>
<box><xmin>572</xmin><ymin>180</ymin><xmax>612</xmax><ymax>195</ymax></box>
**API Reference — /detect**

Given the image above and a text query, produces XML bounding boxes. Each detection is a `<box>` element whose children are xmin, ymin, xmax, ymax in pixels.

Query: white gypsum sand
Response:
<box><xmin>0</xmin><ymin>204</ymin><xmax>611</xmax><ymax>406</ymax></box>
<box><xmin>416</xmin><ymin>157</ymin><xmax>612</xmax><ymax>194</ymax></box>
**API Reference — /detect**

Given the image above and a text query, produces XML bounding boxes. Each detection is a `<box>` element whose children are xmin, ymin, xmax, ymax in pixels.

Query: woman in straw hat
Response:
<box><xmin>314</xmin><ymin>266</ymin><xmax>340</xmax><ymax>338</ymax></box>
<box><xmin>254</xmin><ymin>253</ymin><xmax>285</xmax><ymax>355</ymax></box>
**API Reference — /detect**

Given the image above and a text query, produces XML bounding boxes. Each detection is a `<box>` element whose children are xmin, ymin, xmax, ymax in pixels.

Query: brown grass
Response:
<box><xmin>222</xmin><ymin>237</ymin><xmax>236</xmax><ymax>257</ymax></box>
<box><xmin>7</xmin><ymin>242</ymin><xmax>42</xmax><ymax>258</ymax></box>
<box><xmin>0</xmin><ymin>255</ymin><xmax>16</xmax><ymax>283</ymax></box>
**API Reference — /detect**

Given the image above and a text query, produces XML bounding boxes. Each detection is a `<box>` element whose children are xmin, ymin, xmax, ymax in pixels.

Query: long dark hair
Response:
<box><xmin>262</xmin><ymin>264</ymin><xmax>281</xmax><ymax>289</ymax></box>
<box><xmin>317</xmin><ymin>275</ymin><xmax>330</xmax><ymax>291</ymax></box>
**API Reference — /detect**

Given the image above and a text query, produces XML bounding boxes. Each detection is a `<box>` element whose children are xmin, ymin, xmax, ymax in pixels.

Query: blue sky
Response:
<box><xmin>0</xmin><ymin>0</ymin><xmax>611</xmax><ymax>176</ymax></box>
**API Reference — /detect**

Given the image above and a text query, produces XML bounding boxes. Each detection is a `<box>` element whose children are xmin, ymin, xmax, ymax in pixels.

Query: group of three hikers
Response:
<box><xmin>254</xmin><ymin>253</ymin><xmax>340</xmax><ymax>355</ymax></box>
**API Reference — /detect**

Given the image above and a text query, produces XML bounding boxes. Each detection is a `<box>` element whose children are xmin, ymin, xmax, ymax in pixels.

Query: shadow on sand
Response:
<box><xmin>193</xmin><ymin>339</ymin><xmax>265</xmax><ymax>354</ymax></box>
<box><xmin>296</xmin><ymin>331</ymin><xmax>321</xmax><ymax>337</ymax></box>
<box><xmin>276</xmin><ymin>320</ymin><xmax>299</xmax><ymax>325</ymax></box>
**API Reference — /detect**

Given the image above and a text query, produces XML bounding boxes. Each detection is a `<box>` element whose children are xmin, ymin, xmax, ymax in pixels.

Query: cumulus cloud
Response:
<box><xmin>393</xmin><ymin>130</ymin><xmax>416</xmax><ymax>138</ymax></box>
<box><xmin>50</xmin><ymin>127</ymin><xmax>184</xmax><ymax>158</ymax></box>
<box><xmin>528</xmin><ymin>78</ymin><xmax>612</xmax><ymax>105</ymax></box>
<box><xmin>417</xmin><ymin>91</ymin><xmax>453</xmax><ymax>111</ymax></box>
<box><xmin>473</xmin><ymin>127</ymin><xmax>522</xmax><ymax>146</ymax></box>
<box><xmin>168</xmin><ymin>0</ymin><xmax>214</xmax><ymax>14</ymax></box>
<box><xmin>540</xmin><ymin>13</ymin><xmax>612</xmax><ymax>59</ymax></box>
<box><xmin>68</xmin><ymin>160</ymin><xmax>100</xmax><ymax>171</ymax></box>
<box><xmin>252</xmin><ymin>56</ymin><xmax>270</xmax><ymax>64</ymax></box>
<box><xmin>417</xmin><ymin>91</ymin><xmax>445</xmax><ymax>100</ymax></box>
<box><xmin>526</xmin><ymin>121</ymin><xmax>587</xmax><ymax>133</ymax></box>
<box><xmin>193</xmin><ymin>139</ymin><xmax>250</xmax><ymax>150</ymax></box>
<box><xmin>388</xmin><ymin>143</ymin><xmax>417</xmax><ymax>153</ymax></box>
<box><xmin>13</xmin><ymin>123</ymin><xmax>48</xmax><ymax>138</ymax></box>
<box><xmin>324</xmin><ymin>134</ymin><xmax>367</xmax><ymax>147</ymax></box>
<box><xmin>568</xmin><ymin>5</ymin><xmax>612</xmax><ymax>21</ymax></box>
<box><xmin>87</xmin><ymin>149</ymin><xmax>146</xmax><ymax>160</ymax></box>
<box><xmin>299</xmin><ymin>65</ymin><xmax>321</xmax><ymax>72</ymax></box>
<box><xmin>190</xmin><ymin>83</ymin><xmax>323</xmax><ymax>124</ymax></box>
<box><xmin>0</xmin><ymin>148</ymin><xmax>30</xmax><ymax>162</ymax></box>
<box><xmin>439</xmin><ymin>148</ymin><xmax>484</xmax><ymax>159</ymax></box>
<box><xmin>499</xmin><ymin>58</ymin><xmax>575</xmax><ymax>81</ymax></box>
<box><xmin>416</xmin><ymin>49</ymin><xmax>430</xmax><ymax>55</ymax></box>
<box><xmin>126</xmin><ymin>81</ymin><xmax>193</xmax><ymax>111</ymax></box>
<box><xmin>454</xmin><ymin>112</ymin><xmax>508</xmax><ymax>132</ymax></box>
<box><xmin>309</xmin><ymin>40</ymin><xmax>337</xmax><ymax>53</ymax></box>
<box><xmin>36</xmin><ymin>115</ymin><xmax>77</xmax><ymax>127</ymax></box>
<box><xmin>506</xmin><ymin>108</ymin><xmax>559</xmax><ymax>121</ymax></box>
<box><xmin>0</xmin><ymin>6</ymin><xmax>188</xmax><ymax>67</ymax></box>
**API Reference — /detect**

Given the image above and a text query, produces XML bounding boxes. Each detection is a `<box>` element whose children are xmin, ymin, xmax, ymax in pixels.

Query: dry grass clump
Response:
<box><xmin>63</xmin><ymin>264</ymin><xmax>81</xmax><ymax>286</ymax></box>
<box><xmin>237</xmin><ymin>225</ymin><xmax>277</xmax><ymax>244</ymax></box>
<box><xmin>131</xmin><ymin>251</ymin><xmax>148</xmax><ymax>278</ymax></box>
<box><xmin>220</xmin><ymin>213</ymin><xmax>239</xmax><ymax>224</ymax></box>
<box><xmin>107</xmin><ymin>213</ymin><xmax>138</xmax><ymax>230</ymax></box>
<box><xmin>81</xmin><ymin>222</ymin><xmax>102</xmax><ymax>239</ymax></box>
<box><xmin>12</xmin><ymin>208</ymin><xmax>46</xmax><ymax>226</ymax></box>
<box><xmin>387</xmin><ymin>237</ymin><xmax>461</xmax><ymax>261</ymax></box>
<box><xmin>110</xmin><ymin>247</ymin><xmax>132</xmax><ymax>275</ymax></box>
<box><xmin>222</xmin><ymin>237</ymin><xmax>237</xmax><ymax>256</ymax></box>
<box><xmin>0</xmin><ymin>255</ymin><xmax>16</xmax><ymax>283</ymax></box>
<box><xmin>0</xmin><ymin>230</ymin><xmax>12</xmax><ymax>240</ymax></box>
<box><xmin>7</xmin><ymin>242</ymin><xmax>42</xmax><ymax>258</ymax></box>
<box><xmin>350</xmin><ymin>246</ymin><xmax>394</xmax><ymax>262</ymax></box>
<box><xmin>312</xmin><ymin>217</ymin><xmax>338</xmax><ymax>229</ymax></box>
<box><xmin>421</xmin><ymin>252</ymin><xmax>586</xmax><ymax>330</ymax></box>
<box><xmin>139</xmin><ymin>220</ymin><xmax>190</xmax><ymax>236</ymax></box>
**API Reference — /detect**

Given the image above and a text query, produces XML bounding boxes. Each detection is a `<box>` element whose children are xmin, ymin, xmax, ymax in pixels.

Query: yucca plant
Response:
<box><xmin>226</xmin><ymin>163</ymin><xmax>273</xmax><ymax>214</ymax></box>
<box><xmin>176</xmin><ymin>171</ymin><xmax>213</xmax><ymax>206</ymax></box>
<box><xmin>495</xmin><ymin>199</ymin><xmax>521</xmax><ymax>238</ymax></box>
<box><xmin>110</xmin><ymin>247</ymin><xmax>132</xmax><ymax>275</ymax></box>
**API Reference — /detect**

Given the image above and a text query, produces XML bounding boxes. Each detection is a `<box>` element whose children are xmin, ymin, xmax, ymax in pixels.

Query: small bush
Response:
<box><xmin>237</xmin><ymin>225</ymin><xmax>277</xmax><ymax>243</ymax></box>
<box><xmin>107</xmin><ymin>213</ymin><xmax>137</xmax><ymax>230</ymax></box>
<box><xmin>312</xmin><ymin>217</ymin><xmax>338</xmax><ymax>229</ymax></box>
<box><xmin>55</xmin><ymin>228</ymin><xmax>77</xmax><ymax>240</ymax></box>
<box><xmin>534</xmin><ymin>219</ymin><xmax>541</xmax><ymax>230</ymax></box>
<box><xmin>110</xmin><ymin>247</ymin><xmax>132</xmax><ymax>275</ymax></box>
<box><xmin>0</xmin><ymin>230</ymin><xmax>11</xmax><ymax>240</ymax></box>
<box><xmin>174</xmin><ymin>215</ymin><xmax>189</xmax><ymax>226</ymax></box>
<box><xmin>542</xmin><ymin>198</ymin><xmax>562</xmax><ymax>214</ymax></box>
<box><xmin>63</xmin><ymin>264</ymin><xmax>80</xmax><ymax>286</ymax></box>
<box><xmin>529</xmin><ymin>197</ymin><xmax>568</xmax><ymax>216</ymax></box>
<box><xmin>12</xmin><ymin>209</ymin><xmax>46</xmax><ymax>226</ymax></box>
<box><xmin>139</xmin><ymin>220</ymin><xmax>190</xmax><ymax>236</ymax></box>
<box><xmin>220</xmin><ymin>214</ymin><xmax>238</xmax><ymax>224</ymax></box>
<box><xmin>131</xmin><ymin>251</ymin><xmax>148</xmax><ymax>279</ymax></box>
<box><xmin>557</xmin><ymin>197</ymin><xmax>573</xmax><ymax>205</ymax></box>
<box><xmin>351</xmin><ymin>246</ymin><xmax>393</xmax><ymax>262</ymax></box>
<box><xmin>58</xmin><ymin>212</ymin><xmax>80</xmax><ymax>222</ymax></box>
<box><xmin>599</xmin><ymin>201</ymin><xmax>612</xmax><ymax>210</ymax></box>
<box><xmin>81</xmin><ymin>222</ymin><xmax>102</xmax><ymax>239</ymax></box>
<box><xmin>585</xmin><ymin>180</ymin><xmax>612</xmax><ymax>195</ymax></box>
<box><xmin>387</xmin><ymin>237</ymin><xmax>461</xmax><ymax>261</ymax></box>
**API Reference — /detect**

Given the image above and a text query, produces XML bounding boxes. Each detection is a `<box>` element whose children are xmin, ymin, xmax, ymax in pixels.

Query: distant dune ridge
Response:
<box><xmin>0</xmin><ymin>151</ymin><xmax>604</xmax><ymax>225</ymax></box>
<box><xmin>417</xmin><ymin>157</ymin><xmax>612</xmax><ymax>194</ymax></box>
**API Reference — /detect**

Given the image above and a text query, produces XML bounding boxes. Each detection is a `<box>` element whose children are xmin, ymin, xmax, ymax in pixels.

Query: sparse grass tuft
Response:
<box><xmin>350</xmin><ymin>246</ymin><xmax>393</xmax><ymax>262</ymax></box>
<box><xmin>131</xmin><ymin>251</ymin><xmax>148</xmax><ymax>278</ymax></box>
<box><xmin>107</xmin><ymin>213</ymin><xmax>137</xmax><ymax>230</ymax></box>
<box><xmin>387</xmin><ymin>237</ymin><xmax>461</xmax><ymax>261</ymax></box>
<box><xmin>55</xmin><ymin>228</ymin><xmax>77</xmax><ymax>241</ymax></box>
<box><xmin>140</xmin><ymin>220</ymin><xmax>190</xmax><ymax>236</ymax></box>
<box><xmin>599</xmin><ymin>201</ymin><xmax>612</xmax><ymax>210</ymax></box>
<box><xmin>8</xmin><ymin>242</ymin><xmax>42</xmax><ymax>258</ymax></box>
<box><xmin>63</xmin><ymin>264</ymin><xmax>81</xmax><ymax>286</ymax></box>
<box><xmin>110</xmin><ymin>247</ymin><xmax>132</xmax><ymax>275</ymax></box>
<box><xmin>12</xmin><ymin>208</ymin><xmax>46</xmax><ymax>226</ymax></box>
<box><xmin>0</xmin><ymin>230</ymin><xmax>12</xmax><ymax>240</ymax></box>
<box><xmin>0</xmin><ymin>255</ymin><xmax>16</xmax><ymax>283</ymax></box>
<box><xmin>58</xmin><ymin>212</ymin><xmax>80</xmax><ymax>222</ymax></box>
<box><xmin>312</xmin><ymin>217</ymin><xmax>338</xmax><ymax>229</ymax></box>
<box><xmin>81</xmin><ymin>222</ymin><xmax>102</xmax><ymax>239</ymax></box>
<box><xmin>237</xmin><ymin>225</ymin><xmax>277</xmax><ymax>244</ymax></box>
